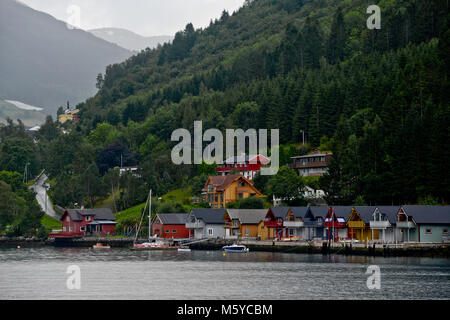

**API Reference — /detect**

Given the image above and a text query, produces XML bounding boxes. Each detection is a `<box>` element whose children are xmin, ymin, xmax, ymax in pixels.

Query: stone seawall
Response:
<box><xmin>1</xmin><ymin>237</ymin><xmax>449</xmax><ymax>257</ymax></box>
<box><xmin>190</xmin><ymin>239</ymin><xmax>450</xmax><ymax>258</ymax></box>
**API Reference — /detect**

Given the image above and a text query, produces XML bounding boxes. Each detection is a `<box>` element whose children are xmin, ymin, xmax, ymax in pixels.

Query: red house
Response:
<box><xmin>49</xmin><ymin>208</ymin><xmax>117</xmax><ymax>238</ymax></box>
<box><xmin>264</xmin><ymin>207</ymin><xmax>289</xmax><ymax>239</ymax></box>
<box><xmin>152</xmin><ymin>213</ymin><xmax>190</xmax><ymax>239</ymax></box>
<box><xmin>216</xmin><ymin>154</ymin><xmax>270</xmax><ymax>180</ymax></box>
<box><xmin>324</xmin><ymin>207</ymin><xmax>347</xmax><ymax>242</ymax></box>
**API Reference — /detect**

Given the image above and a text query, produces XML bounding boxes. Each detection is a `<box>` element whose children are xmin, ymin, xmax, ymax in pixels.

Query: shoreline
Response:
<box><xmin>1</xmin><ymin>237</ymin><xmax>449</xmax><ymax>258</ymax></box>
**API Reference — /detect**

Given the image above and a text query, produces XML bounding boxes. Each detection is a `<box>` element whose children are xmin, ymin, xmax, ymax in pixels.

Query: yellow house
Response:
<box><xmin>347</xmin><ymin>207</ymin><xmax>379</xmax><ymax>242</ymax></box>
<box><xmin>257</xmin><ymin>220</ymin><xmax>274</xmax><ymax>240</ymax></box>
<box><xmin>58</xmin><ymin>109</ymin><xmax>80</xmax><ymax>124</ymax></box>
<box><xmin>223</xmin><ymin>209</ymin><xmax>268</xmax><ymax>239</ymax></box>
<box><xmin>203</xmin><ymin>174</ymin><xmax>262</xmax><ymax>208</ymax></box>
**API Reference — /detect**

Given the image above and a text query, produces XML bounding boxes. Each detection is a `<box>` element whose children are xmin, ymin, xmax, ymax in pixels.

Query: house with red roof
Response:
<box><xmin>216</xmin><ymin>154</ymin><xmax>270</xmax><ymax>179</ymax></box>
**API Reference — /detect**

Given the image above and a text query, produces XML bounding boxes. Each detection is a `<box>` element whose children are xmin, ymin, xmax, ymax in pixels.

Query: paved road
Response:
<box><xmin>30</xmin><ymin>173</ymin><xmax>59</xmax><ymax>220</ymax></box>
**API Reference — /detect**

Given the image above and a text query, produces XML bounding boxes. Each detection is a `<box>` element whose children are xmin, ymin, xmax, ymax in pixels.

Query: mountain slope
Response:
<box><xmin>0</xmin><ymin>0</ymin><xmax>132</xmax><ymax>114</ymax></box>
<box><xmin>88</xmin><ymin>28</ymin><xmax>173</xmax><ymax>52</ymax></box>
<box><xmin>0</xmin><ymin>99</ymin><xmax>46</xmax><ymax>127</ymax></box>
<box><xmin>72</xmin><ymin>0</ymin><xmax>449</xmax><ymax>205</ymax></box>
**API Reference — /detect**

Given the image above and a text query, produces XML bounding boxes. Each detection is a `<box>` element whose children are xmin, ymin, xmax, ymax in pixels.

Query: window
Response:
<box><xmin>86</xmin><ymin>216</ymin><xmax>91</xmax><ymax>221</ymax></box>
<box><xmin>245</xmin><ymin>229</ymin><xmax>250</xmax><ymax>236</ymax></box>
<box><xmin>443</xmin><ymin>229</ymin><xmax>448</xmax><ymax>235</ymax></box>
<box><xmin>63</xmin><ymin>227</ymin><xmax>66</xmax><ymax>231</ymax></box>
<box><xmin>238</xmin><ymin>193</ymin><xmax>243</xmax><ymax>199</ymax></box>
<box><xmin>172</xmin><ymin>229</ymin><xmax>177</xmax><ymax>233</ymax></box>
<box><xmin>208</xmin><ymin>184</ymin><xmax>213</xmax><ymax>192</ymax></box>
<box><xmin>289</xmin><ymin>229</ymin><xmax>295</xmax><ymax>236</ymax></box>
<box><xmin>80</xmin><ymin>226</ymin><xmax>86</xmax><ymax>232</ymax></box>
<box><xmin>232</xmin><ymin>219</ymin><xmax>239</xmax><ymax>227</ymax></box>
<box><xmin>425</xmin><ymin>228</ymin><xmax>432</xmax><ymax>234</ymax></box>
<box><xmin>66</xmin><ymin>216</ymin><xmax>70</xmax><ymax>222</ymax></box>
<box><xmin>69</xmin><ymin>227</ymin><xmax>72</xmax><ymax>232</ymax></box>
<box><xmin>165</xmin><ymin>230</ymin><xmax>170</xmax><ymax>233</ymax></box>
<box><xmin>208</xmin><ymin>228</ymin><xmax>213</xmax><ymax>236</ymax></box>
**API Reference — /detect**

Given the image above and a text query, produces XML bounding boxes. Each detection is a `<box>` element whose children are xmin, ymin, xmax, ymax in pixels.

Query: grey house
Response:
<box><xmin>186</xmin><ymin>208</ymin><xmax>226</xmax><ymax>239</ymax></box>
<box><xmin>369</xmin><ymin>206</ymin><xmax>401</xmax><ymax>243</ymax></box>
<box><xmin>287</xmin><ymin>207</ymin><xmax>318</xmax><ymax>240</ymax></box>
<box><xmin>396</xmin><ymin>205</ymin><xmax>450</xmax><ymax>243</ymax></box>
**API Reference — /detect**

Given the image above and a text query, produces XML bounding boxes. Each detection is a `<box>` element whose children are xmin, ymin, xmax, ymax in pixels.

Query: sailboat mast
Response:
<box><xmin>148</xmin><ymin>189</ymin><xmax>152</xmax><ymax>241</ymax></box>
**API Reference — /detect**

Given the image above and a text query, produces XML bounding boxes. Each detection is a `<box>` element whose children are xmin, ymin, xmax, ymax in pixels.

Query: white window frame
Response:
<box><xmin>207</xmin><ymin>228</ymin><xmax>213</xmax><ymax>236</ymax></box>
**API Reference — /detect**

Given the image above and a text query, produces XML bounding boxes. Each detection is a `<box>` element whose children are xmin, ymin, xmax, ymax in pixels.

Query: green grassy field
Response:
<box><xmin>115</xmin><ymin>202</ymin><xmax>147</xmax><ymax>223</ymax></box>
<box><xmin>161</xmin><ymin>187</ymin><xmax>191</xmax><ymax>202</ymax></box>
<box><xmin>116</xmin><ymin>187</ymin><xmax>193</xmax><ymax>222</ymax></box>
<box><xmin>41</xmin><ymin>215</ymin><xmax>62</xmax><ymax>231</ymax></box>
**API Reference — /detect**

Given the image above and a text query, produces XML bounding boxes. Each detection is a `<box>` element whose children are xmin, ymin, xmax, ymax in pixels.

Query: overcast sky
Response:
<box><xmin>19</xmin><ymin>0</ymin><xmax>245</xmax><ymax>36</ymax></box>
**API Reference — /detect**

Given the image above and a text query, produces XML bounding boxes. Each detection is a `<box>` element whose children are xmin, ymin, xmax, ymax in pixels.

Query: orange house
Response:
<box><xmin>202</xmin><ymin>174</ymin><xmax>262</xmax><ymax>208</ymax></box>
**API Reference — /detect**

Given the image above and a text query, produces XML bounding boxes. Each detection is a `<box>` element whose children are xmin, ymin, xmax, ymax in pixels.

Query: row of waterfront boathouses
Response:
<box><xmin>153</xmin><ymin>206</ymin><xmax>450</xmax><ymax>244</ymax></box>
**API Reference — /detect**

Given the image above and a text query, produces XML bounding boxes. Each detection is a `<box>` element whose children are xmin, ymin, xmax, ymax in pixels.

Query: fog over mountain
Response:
<box><xmin>0</xmin><ymin>0</ymin><xmax>132</xmax><ymax>114</ymax></box>
<box><xmin>88</xmin><ymin>28</ymin><xmax>173</xmax><ymax>52</ymax></box>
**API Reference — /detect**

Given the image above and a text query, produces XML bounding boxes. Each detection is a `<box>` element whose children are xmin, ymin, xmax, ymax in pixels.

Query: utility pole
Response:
<box><xmin>300</xmin><ymin>130</ymin><xmax>305</xmax><ymax>145</ymax></box>
<box><xmin>23</xmin><ymin>162</ymin><xmax>30</xmax><ymax>184</ymax></box>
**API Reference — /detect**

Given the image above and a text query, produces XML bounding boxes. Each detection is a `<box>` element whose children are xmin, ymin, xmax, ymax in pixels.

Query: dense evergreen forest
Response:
<box><xmin>1</xmin><ymin>0</ymin><xmax>449</xmax><ymax>236</ymax></box>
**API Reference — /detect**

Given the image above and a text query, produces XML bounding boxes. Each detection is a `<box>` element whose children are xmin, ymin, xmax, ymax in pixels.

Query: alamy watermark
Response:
<box><xmin>66</xmin><ymin>265</ymin><xmax>81</xmax><ymax>290</ymax></box>
<box><xmin>367</xmin><ymin>5</ymin><xmax>381</xmax><ymax>30</ymax></box>
<box><xmin>366</xmin><ymin>265</ymin><xmax>381</xmax><ymax>290</ymax></box>
<box><xmin>171</xmin><ymin>121</ymin><xmax>279</xmax><ymax>175</ymax></box>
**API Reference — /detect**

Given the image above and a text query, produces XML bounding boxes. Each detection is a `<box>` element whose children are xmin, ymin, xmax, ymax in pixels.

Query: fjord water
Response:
<box><xmin>0</xmin><ymin>247</ymin><xmax>449</xmax><ymax>300</ymax></box>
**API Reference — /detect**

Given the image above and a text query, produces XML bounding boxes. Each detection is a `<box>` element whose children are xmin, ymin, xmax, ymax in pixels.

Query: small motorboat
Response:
<box><xmin>93</xmin><ymin>243</ymin><xmax>110</xmax><ymax>249</ymax></box>
<box><xmin>222</xmin><ymin>244</ymin><xmax>249</xmax><ymax>253</ymax></box>
<box><xmin>177</xmin><ymin>246</ymin><xmax>191</xmax><ymax>252</ymax></box>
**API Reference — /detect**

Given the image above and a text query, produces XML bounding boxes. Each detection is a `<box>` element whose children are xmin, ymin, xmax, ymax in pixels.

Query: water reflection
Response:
<box><xmin>0</xmin><ymin>247</ymin><xmax>449</xmax><ymax>300</ymax></box>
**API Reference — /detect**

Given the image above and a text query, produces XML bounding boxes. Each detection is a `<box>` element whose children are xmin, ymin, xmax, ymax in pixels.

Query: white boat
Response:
<box><xmin>134</xmin><ymin>240</ymin><xmax>170</xmax><ymax>249</ymax></box>
<box><xmin>222</xmin><ymin>244</ymin><xmax>249</xmax><ymax>253</ymax></box>
<box><xmin>93</xmin><ymin>243</ymin><xmax>110</xmax><ymax>249</ymax></box>
<box><xmin>177</xmin><ymin>246</ymin><xmax>191</xmax><ymax>252</ymax></box>
<box><xmin>132</xmin><ymin>189</ymin><xmax>172</xmax><ymax>250</ymax></box>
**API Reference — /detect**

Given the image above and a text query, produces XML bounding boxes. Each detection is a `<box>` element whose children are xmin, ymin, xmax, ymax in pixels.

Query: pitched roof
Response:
<box><xmin>226</xmin><ymin>209</ymin><xmax>268</xmax><ymax>224</ymax></box>
<box><xmin>269</xmin><ymin>207</ymin><xmax>291</xmax><ymax>218</ymax></box>
<box><xmin>290</xmin><ymin>207</ymin><xmax>310</xmax><ymax>219</ymax></box>
<box><xmin>352</xmin><ymin>206</ymin><xmax>378</xmax><ymax>223</ymax></box>
<box><xmin>190</xmin><ymin>208</ymin><xmax>226</xmax><ymax>224</ymax></box>
<box><xmin>157</xmin><ymin>213</ymin><xmax>188</xmax><ymax>225</ymax></box>
<box><xmin>224</xmin><ymin>154</ymin><xmax>270</xmax><ymax>164</ymax></box>
<box><xmin>401</xmin><ymin>205</ymin><xmax>450</xmax><ymax>224</ymax></box>
<box><xmin>203</xmin><ymin>174</ymin><xmax>261</xmax><ymax>194</ymax></box>
<box><xmin>372</xmin><ymin>206</ymin><xmax>401</xmax><ymax>223</ymax></box>
<box><xmin>309</xmin><ymin>206</ymin><xmax>330</xmax><ymax>219</ymax></box>
<box><xmin>64</xmin><ymin>208</ymin><xmax>115</xmax><ymax>221</ymax></box>
<box><xmin>331</xmin><ymin>206</ymin><xmax>354</xmax><ymax>219</ymax></box>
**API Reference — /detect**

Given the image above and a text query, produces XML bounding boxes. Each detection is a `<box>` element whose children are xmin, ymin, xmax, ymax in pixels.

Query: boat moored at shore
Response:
<box><xmin>222</xmin><ymin>244</ymin><xmax>249</xmax><ymax>253</ymax></box>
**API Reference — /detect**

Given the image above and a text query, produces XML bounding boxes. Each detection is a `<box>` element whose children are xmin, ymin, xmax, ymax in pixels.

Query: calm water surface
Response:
<box><xmin>0</xmin><ymin>247</ymin><xmax>449</xmax><ymax>300</ymax></box>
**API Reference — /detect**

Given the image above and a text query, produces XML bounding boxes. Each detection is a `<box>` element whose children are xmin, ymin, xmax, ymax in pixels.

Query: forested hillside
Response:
<box><xmin>1</xmin><ymin>0</ymin><xmax>449</xmax><ymax>220</ymax></box>
<box><xmin>0</xmin><ymin>0</ymin><xmax>132</xmax><ymax>113</ymax></box>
